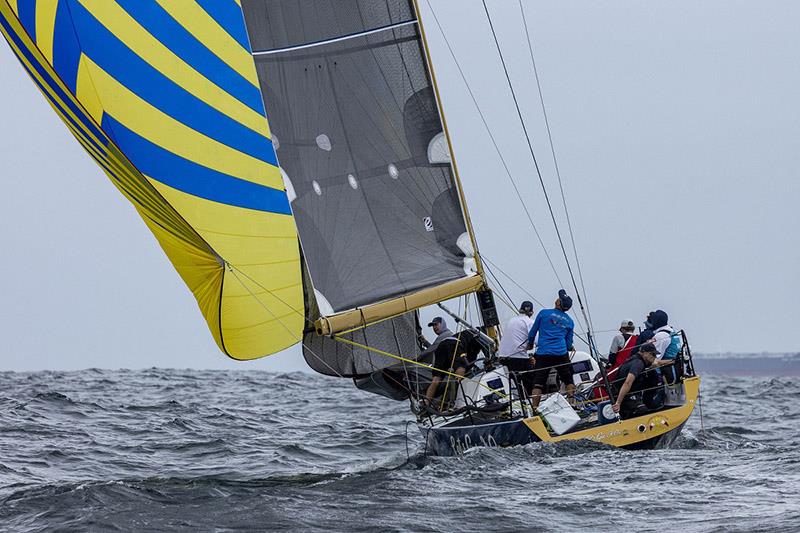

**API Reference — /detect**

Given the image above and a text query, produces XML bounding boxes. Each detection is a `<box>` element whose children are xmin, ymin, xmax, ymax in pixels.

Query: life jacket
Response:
<box><xmin>592</xmin><ymin>335</ymin><xmax>639</xmax><ymax>401</ymax></box>
<box><xmin>660</xmin><ymin>330</ymin><xmax>683</xmax><ymax>384</ymax></box>
<box><xmin>613</xmin><ymin>334</ymin><xmax>638</xmax><ymax>368</ymax></box>
<box><xmin>662</xmin><ymin>331</ymin><xmax>682</xmax><ymax>360</ymax></box>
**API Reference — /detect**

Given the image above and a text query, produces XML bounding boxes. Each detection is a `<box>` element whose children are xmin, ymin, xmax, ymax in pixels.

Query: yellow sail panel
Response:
<box><xmin>148</xmin><ymin>179</ymin><xmax>304</xmax><ymax>357</ymax></box>
<box><xmin>0</xmin><ymin>0</ymin><xmax>304</xmax><ymax>359</ymax></box>
<box><xmin>139</xmin><ymin>213</ymin><xmax>227</xmax><ymax>351</ymax></box>
<box><xmin>32</xmin><ymin>0</ymin><xmax>55</xmax><ymax>62</ymax></box>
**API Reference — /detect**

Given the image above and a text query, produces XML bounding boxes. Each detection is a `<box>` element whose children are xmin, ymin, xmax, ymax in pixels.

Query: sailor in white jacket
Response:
<box><xmin>648</xmin><ymin>310</ymin><xmax>673</xmax><ymax>360</ymax></box>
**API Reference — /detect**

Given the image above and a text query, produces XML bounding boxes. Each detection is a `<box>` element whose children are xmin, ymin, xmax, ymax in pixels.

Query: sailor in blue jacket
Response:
<box><xmin>526</xmin><ymin>289</ymin><xmax>576</xmax><ymax>407</ymax></box>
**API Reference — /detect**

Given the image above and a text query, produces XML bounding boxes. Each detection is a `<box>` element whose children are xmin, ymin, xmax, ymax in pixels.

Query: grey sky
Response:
<box><xmin>1</xmin><ymin>1</ymin><xmax>798</xmax><ymax>372</ymax></box>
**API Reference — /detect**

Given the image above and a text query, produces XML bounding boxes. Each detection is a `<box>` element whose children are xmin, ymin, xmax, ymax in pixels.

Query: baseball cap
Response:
<box><xmin>557</xmin><ymin>289</ymin><xmax>573</xmax><ymax>311</ymax></box>
<box><xmin>640</xmin><ymin>343</ymin><xmax>658</xmax><ymax>354</ymax></box>
<box><xmin>620</xmin><ymin>319</ymin><xmax>636</xmax><ymax>331</ymax></box>
<box><xmin>519</xmin><ymin>301</ymin><xmax>534</xmax><ymax>313</ymax></box>
<box><xmin>427</xmin><ymin>317</ymin><xmax>446</xmax><ymax>328</ymax></box>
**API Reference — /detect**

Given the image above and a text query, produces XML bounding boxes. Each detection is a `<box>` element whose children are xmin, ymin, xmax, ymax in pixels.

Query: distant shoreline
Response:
<box><xmin>692</xmin><ymin>353</ymin><xmax>800</xmax><ymax>376</ymax></box>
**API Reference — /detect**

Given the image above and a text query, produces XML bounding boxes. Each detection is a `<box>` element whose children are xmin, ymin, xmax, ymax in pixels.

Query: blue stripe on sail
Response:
<box><xmin>195</xmin><ymin>0</ymin><xmax>251</xmax><ymax>50</ymax></box>
<box><xmin>102</xmin><ymin>115</ymin><xmax>291</xmax><ymax>215</ymax></box>
<box><xmin>52</xmin><ymin>0</ymin><xmax>81</xmax><ymax>93</ymax></box>
<box><xmin>115</xmin><ymin>0</ymin><xmax>265</xmax><ymax>115</ymax></box>
<box><xmin>16</xmin><ymin>0</ymin><xmax>36</xmax><ymax>42</ymax></box>
<box><xmin>67</xmin><ymin>1</ymin><xmax>277</xmax><ymax>167</ymax></box>
<box><xmin>0</xmin><ymin>11</ymin><xmax>106</xmax><ymax>144</ymax></box>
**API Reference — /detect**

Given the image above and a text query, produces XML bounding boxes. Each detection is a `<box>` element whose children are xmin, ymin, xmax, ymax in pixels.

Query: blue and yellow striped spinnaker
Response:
<box><xmin>0</xmin><ymin>0</ymin><xmax>305</xmax><ymax>359</ymax></box>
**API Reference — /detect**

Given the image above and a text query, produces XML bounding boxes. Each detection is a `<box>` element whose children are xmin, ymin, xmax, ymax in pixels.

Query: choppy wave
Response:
<box><xmin>0</xmin><ymin>370</ymin><xmax>798</xmax><ymax>532</ymax></box>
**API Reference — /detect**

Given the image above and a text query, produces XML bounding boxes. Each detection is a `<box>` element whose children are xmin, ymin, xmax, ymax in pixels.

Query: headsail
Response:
<box><xmin>241</xmin><ymin>0</ymin><xmax>485</xmax><ymax>336</ymax></box>
<box><xmin>0</xmin><ymin>1</ymin><xmax>304</xmax><ymax>359</ymax></box>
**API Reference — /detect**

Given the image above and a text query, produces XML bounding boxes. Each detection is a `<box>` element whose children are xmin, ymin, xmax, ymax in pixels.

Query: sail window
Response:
<box><xmin>316</xmin><ymin>134</ymin><xmax>332</xmax><ymax>151</ymax></box>
<box><xmin>388</xmin><ymin>163</ymin><xmax>399</xmax><ymax>179</ymax></box>
<box><xmin>281</xmin><ymin>168</ymin><xmax>297</xmax><ymax>203</ymax></box>
<box><xmin>427</xmin><ymin>132</ymin><xmax>451</xmax><ymax>164</ymax></box>
<box><xmin>457</xmin><ymin>232</ymin><xmax>478</xmax><ymax>275</ymax></box>
<box><xmin>314</xmin><ymin>289</ymin><xmax>335</xmax><ymax>316</ymax></box>
<box><xmin>312</xmin><ymin>180</ymin><xmax>322</xmax><ymax>196</ymax></box>
<box><xmin>457</xmin><ymin>232</ymin><xmax>475</xmax><ymax>257</ymax></box>
<box><xmin>348</xmin><ymin>174</ymin><xmax>358</xmax><ymax>190</ymax></box>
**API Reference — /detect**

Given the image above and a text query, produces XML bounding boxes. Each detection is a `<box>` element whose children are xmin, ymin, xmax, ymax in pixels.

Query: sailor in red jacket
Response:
<box><xmin>608</xmin><ymin>319</ymin><xmax>638</xmax><ymax>369</ymax></box>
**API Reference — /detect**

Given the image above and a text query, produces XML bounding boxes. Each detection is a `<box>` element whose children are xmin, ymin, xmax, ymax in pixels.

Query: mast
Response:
<box><xmin>411</xmin><ymin>0</ymin><xmax>485</xmax><ymax>281</ymax></box>
<box><xmin>412</xmin><ymin>0</ymin><xmax>500</xmax><ymax>340</ymax></box>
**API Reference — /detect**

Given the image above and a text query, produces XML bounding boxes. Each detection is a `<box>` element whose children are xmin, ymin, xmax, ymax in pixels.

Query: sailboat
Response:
<box><xmin>1</xmin><ymin>0</ymin><xmax>699</xmax><ymax>456</ymax></box>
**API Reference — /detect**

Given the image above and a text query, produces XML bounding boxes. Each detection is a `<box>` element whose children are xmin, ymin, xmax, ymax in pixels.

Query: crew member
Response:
<box><xmin>418</xmin><ymin>317</ymin><xmax>454</xmax><ymax>361</ymax></box>
<box><xmin>608</xmin><ymin>319</ymin><xmax>637</xmax><ymax>368</ymax></box>
<box><xmin>424</xmin><ymin>330</ymin><xmax>480</xmax><ymax>403</ymax></box>
<box><xmin>632</xmin><ymin>310</ymin><xmax>671</xmax><ymax>354</ymax></box>
<box><xmin>498</xmin><ymin>301</ymin><xmax>536</xmax><ymax>399</ymax></box>
<box><xmin>649</xmin><ymin>310</ymin><xmax>674</xmax><ymax>360</ymax></box>
<box><xmin>612</xmin><ymin>343</ymin><xmax>660</xmax><ymax>417</ymax></box>
<box><xmin>526</xmin><ymin>289</ymin><xmax>576</xmax><ymax>408</ymax></box>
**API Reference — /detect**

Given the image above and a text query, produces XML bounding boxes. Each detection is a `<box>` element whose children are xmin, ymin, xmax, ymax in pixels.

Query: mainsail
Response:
<box><xmin>0</xmin><ymin>1</ymin><xmax>304</xmax><ymax>359</ymax></box>
<box><xmin>241</xmin><ymin>0</ymin><xmax>485</xmax><ymax>340</ymax></box>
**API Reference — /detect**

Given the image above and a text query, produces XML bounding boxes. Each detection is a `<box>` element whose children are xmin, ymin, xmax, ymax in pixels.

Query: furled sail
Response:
<box><xmin>241</xmin><ymin>0</ymin><xmax>484</xmax><ymax>337</ymax></box>
<box><xmin>0</xmin><ymin>1</ymin><xmax>304</xmax><ymax>359</ymax></box>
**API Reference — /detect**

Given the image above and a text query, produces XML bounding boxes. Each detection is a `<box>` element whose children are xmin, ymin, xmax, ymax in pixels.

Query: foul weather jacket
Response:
<box><xmin>527</xmin><ymin>309</ymin><xmax>574</xmax><ymax>356</ymax></box>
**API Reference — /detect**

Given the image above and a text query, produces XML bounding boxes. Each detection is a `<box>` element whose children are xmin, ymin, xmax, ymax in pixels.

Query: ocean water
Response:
<box><xmin>0</xmin><ymin>369</ymin><xmax>798</xmax><ymax>532</ymax></box>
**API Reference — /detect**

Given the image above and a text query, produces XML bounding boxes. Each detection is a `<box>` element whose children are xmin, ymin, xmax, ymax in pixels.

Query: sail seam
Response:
<box><xmin>251</xmin><ymin>19</ymin><xmax>418</xmax><ymax>56</ymax></box>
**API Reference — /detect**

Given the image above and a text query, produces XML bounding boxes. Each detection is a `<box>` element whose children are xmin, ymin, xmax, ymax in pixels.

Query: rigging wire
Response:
<box><xmin>485</xmin><ymin>257</ymin><xmax>590</xmax><ymax>345</ymax></box>
<box><xmin>518</xmin><ymin>1</ymin><xmax>595</xmax><ymax>334</ymax></box>
<box><xmin>482</xmin><ymin>254</ymin><xmax>592</xmax><ymax>349</ymax></box>
<box><xmin>426</xmin><ymin>0</ymin><xmax>600</xmax><ymax>346</ymax></box>
<box><xmin>481</xmin><ymin>0</ymin><xmax>591</xmax><ymax>337</ymax></box>
<box><xmin>483</xmin><ymin>261</ymin><xmax>517</xmax><ymax>309</ymax></box>
<box><xmin>439</xmin><ymin>296</ymin><xmax>466</xmax><ymax>410</ymax></box>
<box><xmin>335</xmin><ymin>335</ymin><xmax>507</xmax><ymax>398</ymax></box>
<box><xmin>424</xmin><ymin>0</ymin><xmax>564</xmax><ymax>289</ymax></box>
<box><xmin>483</xmin><ymin>255</ymin><xmax>544</xmax><ymax>309</ymax></box>
<box><xmin>427</xmin><ymin>1</ymin><xmax>602</xmax><ymax>347</ymax></box>
<box><xmin>228</xmin><ymin>261</ymin><xmax>505</xmax><ymax>398</ymax></box>
<box><xmin>232</xmin><ymin>262</ymin><xmax>444</xmax><ymax>402</ymax></box>
<box><xmin>225</xmin><ymin>263</ymin><xmax>346</xmax><ymax>379</ymax></box>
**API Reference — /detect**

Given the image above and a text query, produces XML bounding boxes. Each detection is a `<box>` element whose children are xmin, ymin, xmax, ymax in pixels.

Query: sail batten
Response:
<box><xmin>252</xmin><ymin>19</ymin><xmax>418</xmax><ymax>57</ymax></box>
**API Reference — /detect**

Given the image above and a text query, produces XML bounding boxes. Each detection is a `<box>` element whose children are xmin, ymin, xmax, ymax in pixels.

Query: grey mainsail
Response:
<box><xmin>241</xmin><ymin>0</ymin><xmax>476</xmax><ymax>319</ymax></box>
